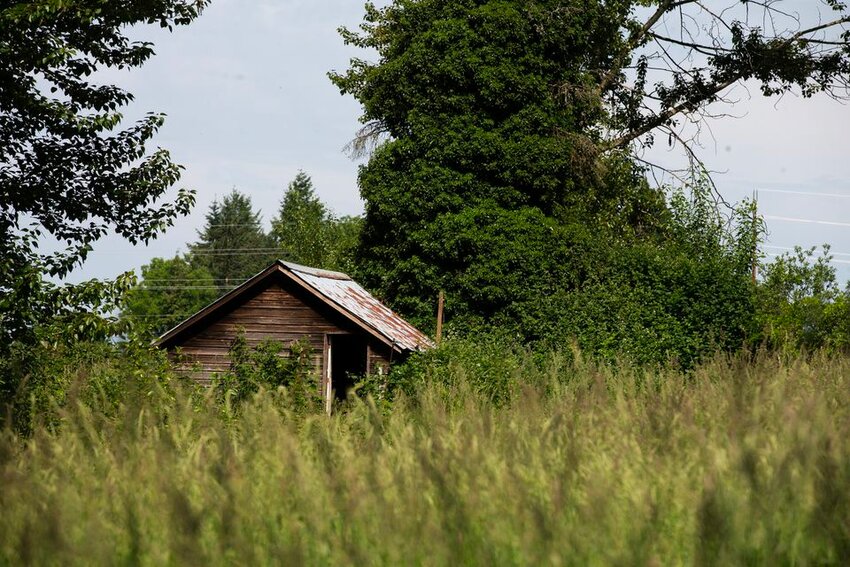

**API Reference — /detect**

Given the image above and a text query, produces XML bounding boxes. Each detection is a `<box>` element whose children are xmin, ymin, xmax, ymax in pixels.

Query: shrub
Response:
<box><xmin>213</xmin><ymin>331</ymin><xmax>322</xmax><ymax>416</ymax></box>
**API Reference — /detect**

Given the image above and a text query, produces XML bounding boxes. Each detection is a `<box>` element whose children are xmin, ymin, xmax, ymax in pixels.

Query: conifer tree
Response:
<box><xmin>191</xmin><ymin>190</ymin><xmax>276</xmax><ymax>291</ymax></box>
<box><xmin>271</xmin><ymin>171</ymin><xmax>362</xmax><ymax>273</ymax></box>
<box><xmin>272</xmin><ymin>172</ymin><xmax>330</xmax><ymax>268</ymax></box>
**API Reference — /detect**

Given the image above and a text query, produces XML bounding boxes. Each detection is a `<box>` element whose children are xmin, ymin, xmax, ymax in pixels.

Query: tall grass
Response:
<box><xmin>2</xmin><ymin>349</ymin><xmax>849</xmax><ymax>565</ymax></box>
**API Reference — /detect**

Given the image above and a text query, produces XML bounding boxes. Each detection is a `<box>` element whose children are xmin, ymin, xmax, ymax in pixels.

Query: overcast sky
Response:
<box><xmin>64</xmin><ymin>0</ymin><xmax>850</xmax><ymax>284</ymax></box>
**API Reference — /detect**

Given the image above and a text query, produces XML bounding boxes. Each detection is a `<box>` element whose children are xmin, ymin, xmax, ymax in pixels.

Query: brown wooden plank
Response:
<box><xmin>162</xmin><ymin>267</ymin><xmax>386</xmax><ymax>389</ymax></box>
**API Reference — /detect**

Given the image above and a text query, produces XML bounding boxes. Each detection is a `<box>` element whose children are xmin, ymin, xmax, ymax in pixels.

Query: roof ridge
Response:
<box><xmin>279</xmin><ymin>260</ymin><xmax>351</xmax><ymax>281</ymax></box>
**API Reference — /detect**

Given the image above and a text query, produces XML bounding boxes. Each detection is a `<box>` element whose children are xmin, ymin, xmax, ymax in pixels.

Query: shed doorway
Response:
<box><xmin>328</xmin><ymin>334</ymin><xmax>367</xmax><ymax>406</ymax></box>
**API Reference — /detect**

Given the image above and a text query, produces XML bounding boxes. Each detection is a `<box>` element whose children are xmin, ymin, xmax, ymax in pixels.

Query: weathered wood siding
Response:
<box><xmin>168</xmin><ymin>275</ymin><xmax>359</xmax><ymax>386</ymax></box>
<box><xmin>367</xmin><ymin>342</ymin><xmax>393</xmax><ymax>376</ymax></box>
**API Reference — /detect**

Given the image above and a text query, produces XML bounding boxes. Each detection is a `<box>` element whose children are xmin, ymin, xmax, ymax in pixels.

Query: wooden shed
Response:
<box><xmin>155</xmin><ymin>260</ymin><xmax>433</xmax><ymax>406</ymax></box>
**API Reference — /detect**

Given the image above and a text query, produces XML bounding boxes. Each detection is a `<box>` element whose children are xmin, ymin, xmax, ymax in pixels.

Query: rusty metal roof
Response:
<box><xmin>282</xmin><ymin>261</ymin><xmax>433</xmax><ymax>352</ymax></box>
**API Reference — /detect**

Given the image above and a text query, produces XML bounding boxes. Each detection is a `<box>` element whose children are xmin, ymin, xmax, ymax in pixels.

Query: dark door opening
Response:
<box><xmin>329</xmin><ymin>334</ymin><xmax>367</xmax><ymax>403</ymax></box>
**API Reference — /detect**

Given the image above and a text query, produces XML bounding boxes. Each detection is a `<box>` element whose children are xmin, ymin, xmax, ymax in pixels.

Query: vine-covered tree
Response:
<box><xmin>330</xmin><ymin>0</ymin><xmax>672</xmax><ymax>325</ymax></box>
<box><xmin>190</xmin><ymin>190</ymin><xmax>277</xmax><ymax>291</ymax></box>
<box><xmin>328</xmin><ymin>0</ymin><xmax>844</xmax><ymax>361</ymax></box>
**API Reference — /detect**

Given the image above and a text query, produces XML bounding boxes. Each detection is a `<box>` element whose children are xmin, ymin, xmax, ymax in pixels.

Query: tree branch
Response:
<box><xmin>599</xmin><ymin>0</ymin><xmax>685</xmax><ymax>93</ymax></box>
<box><xmin>607</xmin><ymin>13</ymin><xmax>850</xmax><ymax>150</ymax></box>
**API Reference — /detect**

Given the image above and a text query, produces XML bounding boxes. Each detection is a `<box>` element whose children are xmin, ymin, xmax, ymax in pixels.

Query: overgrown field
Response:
<box><xmin>2</xmin><ymin>349</ymin><xmax>850</xmax><ymax>565</ymax></box>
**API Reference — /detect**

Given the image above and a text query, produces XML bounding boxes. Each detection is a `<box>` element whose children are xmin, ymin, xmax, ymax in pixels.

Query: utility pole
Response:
<box><xmin>752</xmin><ymin>190</ymin><xmax>758</xmax><ymax>285</ymax></box>
<box><xmin>435</xmin><ymin>290</ymin><xmax>445</xmax><ymax>345</ymax></box>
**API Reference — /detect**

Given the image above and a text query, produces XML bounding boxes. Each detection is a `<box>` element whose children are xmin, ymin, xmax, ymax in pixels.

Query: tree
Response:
<box><xmin>270</xmin><ymin>171</ymin><xmax>362</xmax><ymax>273</ymax></box>
<box><xmin>328</xmin><ymin>0</ymin><xmax>836</xmax><ymax>361</ymax></box>
<box><xmin>271</xmin><ymin>171</ymin><xmax>331</xmax><ymax>268</ymax></box>
<box><xmin>0</xmin><ymin>1</ymin><xmax>207</xmax><ymax>348</ymax></box>
<box><xmin>327</xmin><ymin>215</ymin><xmax>363</xmax><ymax>275</ymax></box>
<box><xmin>337</xmin><ymin>1</ymin><xmax>849</xmax><ymax>175</ymax></box>
<box><xmin>755</xmin><ymin>246</ymin><xmax>850</xmax><ymax>354</ymax></box>
<box><xmin>123</xmin><ymin>256</ymin><xmax>219</xmax><ymax>336</ymax></box>
<box><xmin>602</xmin><ymin>1</ymin><xmax>850</xmax><ymax>157</ymax></box>
<box><xmin>1</xmin><ymin>1</ymin><xmax>207</xmax><ymax>427</ymax></box>
<box><xmin>331</xmin><ymin>0</ymin><xmax>670</xmax><ymax>327</ymax></box>
<box><xmin>190</xmin><ymin>190</ymin><xmax>277</xmax><ymax>291</ymax></box>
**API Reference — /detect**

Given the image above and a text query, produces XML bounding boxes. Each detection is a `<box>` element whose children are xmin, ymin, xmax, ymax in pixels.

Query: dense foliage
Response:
<box><xmin>331</xmin><ymin>0</ymin><xmax>849</xmax><ymax>365</ymax></box>
<box><xmin>122</xmin><ymin>256</ymin><xmax>218</xmax><ymax>336</ymax></box>
<box><xmin>2</xmin><ymin>6</ymin><xmax>850</xmax><ymax>559</ymax></box>
<box><xmin>3</xmin><ymin>345</ymin><xmax>850</xmax><ymax>564</ymax></box>
<box><xmin>0</xmin><ymin>0</ymin><xmax>208</xmax><ymax>426</ymax></box>
<box><xmin>213</xmin><ymin>332</ymin><xmax>322</xmax><ymax>416</ymax></box>
<box><xmin>0</xmin><ymin>0</ymin><xmax>207</xmax><ymax>349</ymax></box>
<box><xmin>332</xmin><ymin>1</ymin><xmax>666</xmax><ymax>326</ymax></box>
<box><xmin>755</xmin><ymin>245</ymin><xmax>850</xmax><ymax>354</ymax></box>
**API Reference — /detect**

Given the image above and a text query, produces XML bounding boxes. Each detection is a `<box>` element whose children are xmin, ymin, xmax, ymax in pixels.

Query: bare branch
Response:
<box><xmin>599</xmin><ymin>0</ymin><xmax>684</xmax><ymax>93</ymax></box>
<box><xmin>343</xmin><ymin>120</ymin><xmax>389</xmax><ymax>159</ymax></box>
<box><xmin>607</xmin><ymin>12</ymin><xmax>850</xmax><ymax>151</ymax></box>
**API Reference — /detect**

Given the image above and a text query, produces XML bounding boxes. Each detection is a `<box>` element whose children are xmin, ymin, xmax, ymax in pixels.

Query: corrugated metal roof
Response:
<box><xmin>283</xmin><ymin>261</ymin><xmax>433</xmax><ymax>352</ymax></box>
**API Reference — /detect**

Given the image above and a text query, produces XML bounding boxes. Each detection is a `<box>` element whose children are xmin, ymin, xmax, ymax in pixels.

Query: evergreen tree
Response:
<box><xmin>271</xmin><ymin>171</ymin><xmax>362</xmax><ymax>273</ymax></box>
<box><xmin>271</xmin><ymin>172</ymin><xmax>330</xmax><ymax>268</ymax></box>
<box><xmin>191</xmin><ymin>190</ymin><xmax>276</xmax><ymax>291</ymax></box>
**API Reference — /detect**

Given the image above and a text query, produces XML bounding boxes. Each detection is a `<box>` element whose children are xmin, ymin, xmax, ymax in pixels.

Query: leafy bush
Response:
<box><xmin>213</xmin><ymin>331</ymin><xmax>322</xmax><ymax>416</ymax></box>
<box><xmin>426</xmin><ymin>176</ymin><xmax>759</xmax><ymax>368</ymax></box>
<box><xmin>755</xmin><ymin>245</ymin><xmax>850</xmax><ymax>354</ymax></box>
<box><xmin>390</xmin><ymin>333</ymin><xmax>545</xmax><ymax>408</ymax></box>
<box><xmin>0</xmin><ymin>337</ymin><xmax>176</xmax><ymax>437</ymax></box>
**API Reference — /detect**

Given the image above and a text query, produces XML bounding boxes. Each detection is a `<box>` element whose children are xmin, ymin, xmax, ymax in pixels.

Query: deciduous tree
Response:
<box><xmin>1</xmin><ymin>0</ymin><xmax>207</xmax><ymax>422</ymax></box>
<box><xmin>0</xmin><ymin>1</ymin><xmax>207</xmax><ymax>344</ymax></box>
<box><xmin>123</xmin><ymin>256</ymin><xmax>219</xmax><ymax>336</ymax></box>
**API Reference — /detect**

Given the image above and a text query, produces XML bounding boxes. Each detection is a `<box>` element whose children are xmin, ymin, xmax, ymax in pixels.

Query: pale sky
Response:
<box><xmin>62</xmin><ymin>0</ymin><xmax>850</xmax><ymax>284</ymax></box>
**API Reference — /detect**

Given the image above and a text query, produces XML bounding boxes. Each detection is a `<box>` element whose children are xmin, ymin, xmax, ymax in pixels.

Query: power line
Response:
<box><xmin>763</xmin><ymin>245</ymin><xmax>850</xmax><ymax>258</ymax></box>
<box><xmin>130</xmin><ymin>314</ymin><xmax>196</xmax><ymax>318</ymax></box>
<box><xmin>764</xmin><ymin>215</ymin><xmax>850</xmax><ymax>228</ymax></box>
<box><xmin>173</xmin><ymin>251</ymin><xmax>281</xmax><ymax>257</ymax></box>
<box><xmin>132</xmin><ymin>286</ymin><xmax>234</xmax><ymax>290</ymax></box>
<box><xmin>758</xmin><ymin>188</ymin><xmax>850</xmax><ymax>199</ymax></box>
<box><xmin>139</xmin><ymin>278</ymin><xmax>253</xmax><ymax>283</ymax></box>
<box><xmin>189</xmin><ymin>247</ymin><xmax>281</xmax><ymax>252</ymax></box>
<box><xmin>203</xmin><ymin>223</ymin><xmax>270</xmax><ymax>228</ymax></box>
<box><xmin>764</xmin><ymin>252</ymin><xmax>850</xmax><ymax>265</ymax></box>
